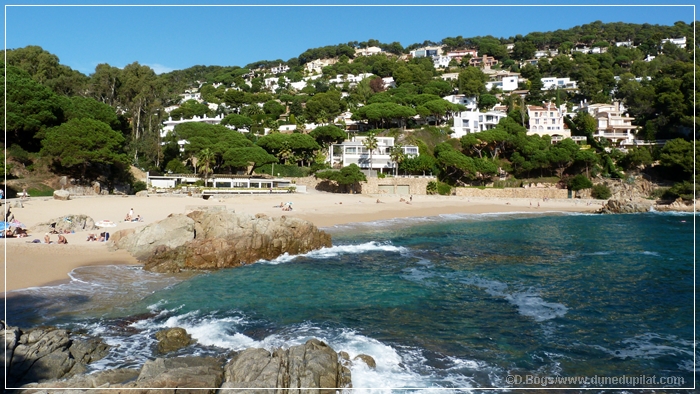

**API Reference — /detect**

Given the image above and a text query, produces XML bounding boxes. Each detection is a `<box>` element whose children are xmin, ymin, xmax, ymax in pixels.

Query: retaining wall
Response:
<box><xmin>455</xmin><ymin>187</ymin><xmax>568</xmax><ymax>199</ymax></box>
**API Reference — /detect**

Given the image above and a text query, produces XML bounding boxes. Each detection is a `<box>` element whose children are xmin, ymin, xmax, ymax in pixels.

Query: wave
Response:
<box><xmin>592</xmin><ymin>333</ymin><xmax>694</xmax><ymax>360</ymax></box>
<box><xmin>259</xmin><ymin>241</ymin><xmax>409</xmax><ymax>265</ymax></box>
<box><xmin>459</xmin><ymin>276</ymin><xmax>567</xmax><ymax>322</ymax></box>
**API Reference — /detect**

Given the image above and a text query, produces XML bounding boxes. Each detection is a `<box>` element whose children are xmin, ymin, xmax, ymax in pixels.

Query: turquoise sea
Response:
<box><xmin>6</xmin><ymin>211</ymin><xmax>697</xmax><ymax>391</ymax></box>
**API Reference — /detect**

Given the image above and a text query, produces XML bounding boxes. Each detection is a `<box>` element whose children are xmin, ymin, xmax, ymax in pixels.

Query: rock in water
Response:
<box><xmin>112</xmin><ymin>210</ymin><xmax>332</xmax><ymax>272</ymax></box>
<box><xmin>155</xmin><ymin>327</ymin><xmax>196</xmax><ymax>353</ymax></box>
<box><xmin>222</xmin><ymin>338</ymin><xmax>352</xmax><ymax>391</ymax></box>
<box><xmin>353</xmin><ymin>354</ymin><xmax>377</xmax><ymax>369</ymax></box>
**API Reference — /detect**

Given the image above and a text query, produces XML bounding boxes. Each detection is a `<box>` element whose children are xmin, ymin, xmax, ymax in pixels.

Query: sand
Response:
<box><xmin>2</xmin><ymin>191</ymin><xmax>600</xmax><ymax>292</ymax></box>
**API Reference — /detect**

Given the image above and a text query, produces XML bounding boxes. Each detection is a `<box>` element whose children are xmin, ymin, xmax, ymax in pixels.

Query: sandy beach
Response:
<box><xmin>2</xmin><ymin>191</ymin><xmax>600</xmax><ymax>292</ymax></box>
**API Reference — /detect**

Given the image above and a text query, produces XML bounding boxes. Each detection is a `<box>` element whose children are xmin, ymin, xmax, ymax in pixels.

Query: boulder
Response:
<box><xmin>32</xmin><ymin>214</ymin><xmax>98</xmax><ymax>234</ymax></box>
<box><xmin>155</xmin><ymin>327</ymin><xmax>195</xmax><ymax>353</ymax></box>
<box><xmin>53</xmin><ymin>189</ymin><xmax>70</xmax><ymax>200</ymax></box>
<box><xmin>597</xmin><ymin>199</ymin><xmax>652</xmax><ymax>214</ymax></box>
<box><xmin>353</xmin><ymin>354</ymin><xmax>376</xmax><ymax>369</ymax></box>
<box><xmin>112</xmin><ymin>210</ymin><xmax>332</xmax><ymax>273</ymax></box>
<box><xmin>130</xmin><ymin>356</ymin><xmax>224</xmax><ymax>390</ymax></box>
<box><xmin>135</xmin><ymin>190</ymin><xmax>149</xmax><ymax>197</ymax></box>
<box><xmin>4</xmin><ymin>324</ymin><xmax>110</xmax><ymax>386</ymax></box>
<box><xmin>222</xmin><ymin>338</ymin><xmax>351</xmax><ymax>391</ymax></box>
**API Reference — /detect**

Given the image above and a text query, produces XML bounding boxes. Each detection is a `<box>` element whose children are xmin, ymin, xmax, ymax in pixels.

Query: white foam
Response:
<box><xmin>593</xmin><ymin>333</ymin><xmax>694</xmax><ymax>360</ymax></box>
<box><xmin>259</xmin><ymin>241</ymin><xmax>409</xmax><ymax>264</ymax></box>
<box><xmin>460</xmin><ymin>276</ymin><xmax>567</xmax><ymax>322</ymax></box>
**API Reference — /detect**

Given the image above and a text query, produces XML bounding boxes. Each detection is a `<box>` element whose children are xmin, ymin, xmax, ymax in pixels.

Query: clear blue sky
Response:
<box><xmin>3</xmin><ymin>1</ymin><xmax>696</xmax><ymax>75</ymax></box>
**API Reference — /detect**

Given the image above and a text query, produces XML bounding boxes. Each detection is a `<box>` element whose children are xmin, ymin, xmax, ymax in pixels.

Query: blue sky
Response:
<box><xmin>3</xmin><ymin>1</ymin><xmax>696</xmax><ymax>75</ymax></box>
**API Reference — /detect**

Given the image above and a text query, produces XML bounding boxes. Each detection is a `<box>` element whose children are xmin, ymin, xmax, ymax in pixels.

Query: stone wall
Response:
<box><xmin>291</xmin><ymin>176</ymin><xmax>434</xmax><ymax>195</ymax></box>
<box><xmin>455</xmin><ymin>187</ymin><xmax>568</xmax><ymax>199</ymax></box>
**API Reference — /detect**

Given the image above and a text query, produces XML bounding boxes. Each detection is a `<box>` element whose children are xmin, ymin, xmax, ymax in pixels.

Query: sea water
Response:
<box><xmin>5</xmin><ymin>211</ymin><xmax>696</xmax><ymax>391</ymax></box>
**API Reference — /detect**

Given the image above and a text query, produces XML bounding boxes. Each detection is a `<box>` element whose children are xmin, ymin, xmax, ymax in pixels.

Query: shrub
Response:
<box><xmin>377</xmin><ymin>172</ymin><xmax>387</xmax><ymax>179</ymax></box>
<box><xmin>426</xmin><ymin>181</ymin><xmax>438</xmax><ymax>194</ymax></box>
<box><xmin>437</xmin><ymin>182</ymin><xmax>453</xmax><ymax>195</ymax></box>
<box><xmin>591</xmin><ymin>184</ymin><xmax>612</xmax><ymax>199</ymax></box>
<box><xmin>568</xmin><ymin>174</ymin><xmax>593</xmax><ymax>191</ymax></box>
<box><xmin>132</xmin><ymin>181</ymin><xmax>147</xmax><ymax>194</ymax></box>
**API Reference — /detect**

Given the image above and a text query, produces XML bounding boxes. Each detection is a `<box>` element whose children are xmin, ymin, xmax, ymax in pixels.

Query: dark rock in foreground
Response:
<box><xmin>2</xmin><ymin>321</ymin><xmax>110</xmax><ymax>387</ymax></box>
<box><xmin>6</xmin><ymin>320</ymin><xmax>353</xmax><ymax>394</ymax></box>
<box><xmin>111</xmin><ymin>210</ymin><xmax>332</xmax><ymax>273</ymax></box>
<box><xmin>155</xmin><ymin>327</ymin><xmax>196</xmax><ymax>354</ymax></box>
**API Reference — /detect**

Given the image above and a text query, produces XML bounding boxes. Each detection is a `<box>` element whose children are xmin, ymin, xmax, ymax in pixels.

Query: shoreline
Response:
<box><xmin>4</xmin><ymin>193</ymin><xmax>601</xmax><ymax>292</ymax></box>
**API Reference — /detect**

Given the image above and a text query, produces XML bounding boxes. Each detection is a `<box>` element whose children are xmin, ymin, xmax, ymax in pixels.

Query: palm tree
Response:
<box><xmin>362</xmin><ymin>131</ymin><xmax>379</xmax><ymax>175</ymax></box>
<box><xmin>389</xmin><ymin>144</ymin><xmax>406</xmax><ymax>176</ymax></box>
<box><xmin>198</xmin><ymin>148</ymin><xmax>214</xmax><ymax>187</ymax></box>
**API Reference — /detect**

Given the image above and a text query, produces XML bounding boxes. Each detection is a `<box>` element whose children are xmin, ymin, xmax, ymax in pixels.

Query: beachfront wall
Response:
<box><xmin>292</xmin><ymin>176</ymin><xmax>433</xmax><ymax>195</ymax></box>
<box><xmin>455</xmin><ymin>187</ymin><xmax>568</xmax><ymax>199</ymax></box>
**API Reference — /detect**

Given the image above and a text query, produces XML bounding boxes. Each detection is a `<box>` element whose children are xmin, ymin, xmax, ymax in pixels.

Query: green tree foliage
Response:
<box><xmin>400</xmin><ymin>154</ymin><xmax>437</xmax><ymax>176</ymax></box>
<box><xmin>568</xmin><ymin>174</ymin><xmax>593</xmax><ymax>191</ymax></box>
<box><xmin>353</xmin><ymin>102</ymin><xmax>417</xmax><ymax>129</ymax></box>
<box><xmin>64</xmin><ymin>96</ymin><xmax>122</xmax><ymax>131</ymax></box>
<box><xmin>310</xmin><ymin>125</ymin><xmax>347</xmax><ymax>157</ymax></box>
<box><xmin>41</xmin><ymin>118</ymin><xmax>128</xmax><ymax>180</ymax></box>
<box><xmin>169</xmin><ymin>99</ymin><xmax>212</xmax><ymax>120</ymax></box>
<box><xmin>457</xmin><ymin>67</ymin><xmax>487</xmax><ymax>97</ymax></box>
<box><xmin>305</xmin><ymin>91</ymin><xmax>344</xmax><ymax>124</ymax></box>
<box><xmin>221</xmin><ymin>114</ymin><xmax>253</xmax><ymax>130</ymax></box>
<box><xmin>659</xmin><ymin>138</ymin><xmax>694</xmax><ymax>181</ymax></box>
<box><xmin>2</xmin><ymin>64</ymin><xmax>68</xmax><ymax>151</ymax></box>
<box><xmin>315</xmin><ymin>163</ymin><xmax>367</xmax><ymax>193</ymax></box>
<box><xmin>434</xmin><ymin>142</ymin><xmax>476</xmax><ymax>184</ymax></box>
<box><xmin>222</xmin><ymin>146</ymin><xmax>277</xmax><ymax>174</ymax></box>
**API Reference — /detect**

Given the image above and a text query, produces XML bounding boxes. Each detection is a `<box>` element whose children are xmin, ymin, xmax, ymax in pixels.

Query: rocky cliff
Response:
<box><xmin>110</xmin><ymin>210</ymin><xmax>332</xmax><ymax>273</ymax></box>
<box><xmin>597</xmin><ymin>199</ymin><xmax>653</xmax><ymax>214</ymax></box>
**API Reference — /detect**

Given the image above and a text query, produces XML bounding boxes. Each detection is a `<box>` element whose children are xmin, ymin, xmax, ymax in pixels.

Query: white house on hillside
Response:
<box><xmin>541</xmin><ymin>77</ymin><xmax>577</xmax><ymax>90</ymax></box>
<box><xmin>443</xmin><ymin>94</ymin><xmax>477</xmax><ymax>111</ymax></box>
<box><xmin>410</xmin><ymin>46</ymin><xmax>443</xmax><ymax>58</ymax></box>
<box><xmin>661</xmin><ymin>37</ymin><xmax>686</xmax><ymax>48</ymax></box>
<box><xmin>526</xmin><ymin>102</ymin><xmax>570</xmax><ymax>139</ymax></box>
<box><xmin>270</xmin><ymin>64</ymin><xmax>290</xmax><ymax>74</ymax></box>
<box><xmin>485</xmin><ymin>76</ymin><xmax>519</xmax><ymax>92</ymax></box>
<box><xmin>355</xmin><ymin>46</ymin><xmax>383</xmax><ymax>57</ymax></box>
<box><xmin>580</xmin><ymin>102</ymin><xmax>639</xmax><ymax>146</ymax></box>
<box><xmin>452</xmin><ymin>110</ymin><xmax>507</xmax><ymax>139</ymax></box>
<box><xmin>330</xmin><ymin>136</ymin><xmax>419</xmax><ymax>173</ymax></box>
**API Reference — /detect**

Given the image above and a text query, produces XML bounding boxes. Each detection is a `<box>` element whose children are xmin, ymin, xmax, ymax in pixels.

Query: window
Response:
<box><xmin>550</xmin><ymin>112</ymin><xmax>554</xmax><ymax>117</ymax></box>
<box><xmin>535</xmin><ymin>119</ymin><xmax>540</xmax><ymax>125</ymax></box>
<box><xmin>543</xmin><ymin>118</ymin><xmax>548</xmax><ymax>125</ymax></box>
<box><xmin>346</xmin><ymin>147</ymin><xmax>356</xmax><ymax>154</ymax></box>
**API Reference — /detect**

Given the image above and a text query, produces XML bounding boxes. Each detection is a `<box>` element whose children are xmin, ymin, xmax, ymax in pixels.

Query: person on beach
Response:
<box><xmin>44</xmin><ymin>233</ymin><xmax>52</xmax><ymax>244</ymax></box>
<box><xmin>21</xmin><ymin>188</ymin><xmax>28</xmax><ymax>199</ymax></box>
<box><xmin>410</xmin><ymin>195</ymin><xmax>413</xmax><ymax>202</ymax></box>
<box><xmin>86</xmin><ymin>233</ymin><xmax>97</xmax><ymax>242</ymax></box>
<box><xmin>57</xmin><ymin>234</ymin><xmax>68</xmax><ymax>244</ymax></box>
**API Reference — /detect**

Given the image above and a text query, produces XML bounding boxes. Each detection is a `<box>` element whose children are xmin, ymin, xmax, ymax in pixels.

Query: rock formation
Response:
<box><xmin>111</xmin><ymin>210</ymin><xmax>332</xmax><ymax>273</ymax></box>
<box><xmin>32</xmin><ymin>214</ymin><xmax>98</xmax><ymax>234</ymax></box>
<box><xmin>222</xmin><ymin>339</ymin><xmax>352</xmax><ymax>391</ymax></box>
<box><xmin>2</xmin><ymin>321</ymin><xmax>110</xmax><ymax>387</ymax></box>
<box><xmin>597</xmin><ymin>199</ymin><xmax>653</xmax><ymax>214</ymax></box>
<box><xmin>155</xmin><ymin>327</ymin><xmax>196</xmax><ymax>354</ymax></box>
<box><xmin>53</xmin><ymin>190</ymin><xmax>70</xmax><ymax>201</ymax></box>
<box><xmin>7</xmin><ymin>322</ymin><xmax>354</xmax><ymax>393</ymax></box>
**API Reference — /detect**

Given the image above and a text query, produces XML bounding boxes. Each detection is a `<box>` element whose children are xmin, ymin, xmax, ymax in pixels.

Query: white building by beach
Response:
<box><xmin>330</xmin><ymin>136</ymin><xmax>419</xmax><ymax>173</ymax></box>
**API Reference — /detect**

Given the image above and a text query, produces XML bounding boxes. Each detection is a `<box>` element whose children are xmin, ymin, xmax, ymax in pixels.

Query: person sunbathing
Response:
<box><xmin>44</xmin><ymin>234</ymin><xmax>52</xmax><ymax>244</ymax></box>
<box><xmin>57</xmin><ymin>234</ymin><xmax>68</xmax><ymax>244</ymax></box>
<box><xmin>86</xmin><ymin>233</ymin><xmax>97</xmax><ymax>242</ymax></box>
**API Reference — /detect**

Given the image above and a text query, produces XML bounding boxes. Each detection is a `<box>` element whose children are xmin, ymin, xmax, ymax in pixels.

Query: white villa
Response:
<box><xmin>304</xmin><ymin>58</ymin><xmax>337</xmax><ymax>74</ymax></box>
<box><xmin>410</xmin><ymin>46</ymin><xmax>443</xmax><ymax>58</ymax></box>
<box><xmin>452</xmin><ymin>110</ymin><xmax>508</xmax><ymax>139</ymax></box>
<box><xmin>661</xmin><ymin>37</ymin><xmax>686</xmax><ymax>48</ymax></box>
<box><xmin>485</xmin><ymin>75</ymin><xmax>519</xmax><ymax>92</ymax></box>
<box><xmin>270</xmin><ymin>64</ymin><xmax>290</xmax><ymax>74</ymax></box>
<box><xmin>355</xmin><ymin>46</ymin><xmax>383</xmax><ymax>57</ymax></box>
<box><xmin>526</xmin><ymin>102</ymin><xmax>570</xmax><ymax>138</ymax></box>
<box><xmin>540</xmin><ymin>77</ymin><xmax>578</xmax><ymax>91</ymax></box>
<box><xmin>443</xmin><ymin>94</ymin><xmax>477</xmax><ymax>111</ymax></box>
<box><xmin>329</xmin><ymin>73</ymin><xmax>374</xmax><ymax>85</ymax></box>
<box><xmin>330</xmin><ymin>136</ymin><xmax>419</xmax><ymax>173</ymax></box>
<box><xmin>580</xmin><ymin>102</ymin><xmax>639</xmax><ymax>146</ymax></box>
<box><xmin>179</xmin><ymin>91</ymin><xmax>202</xmax><ymax>103</ymax></box>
